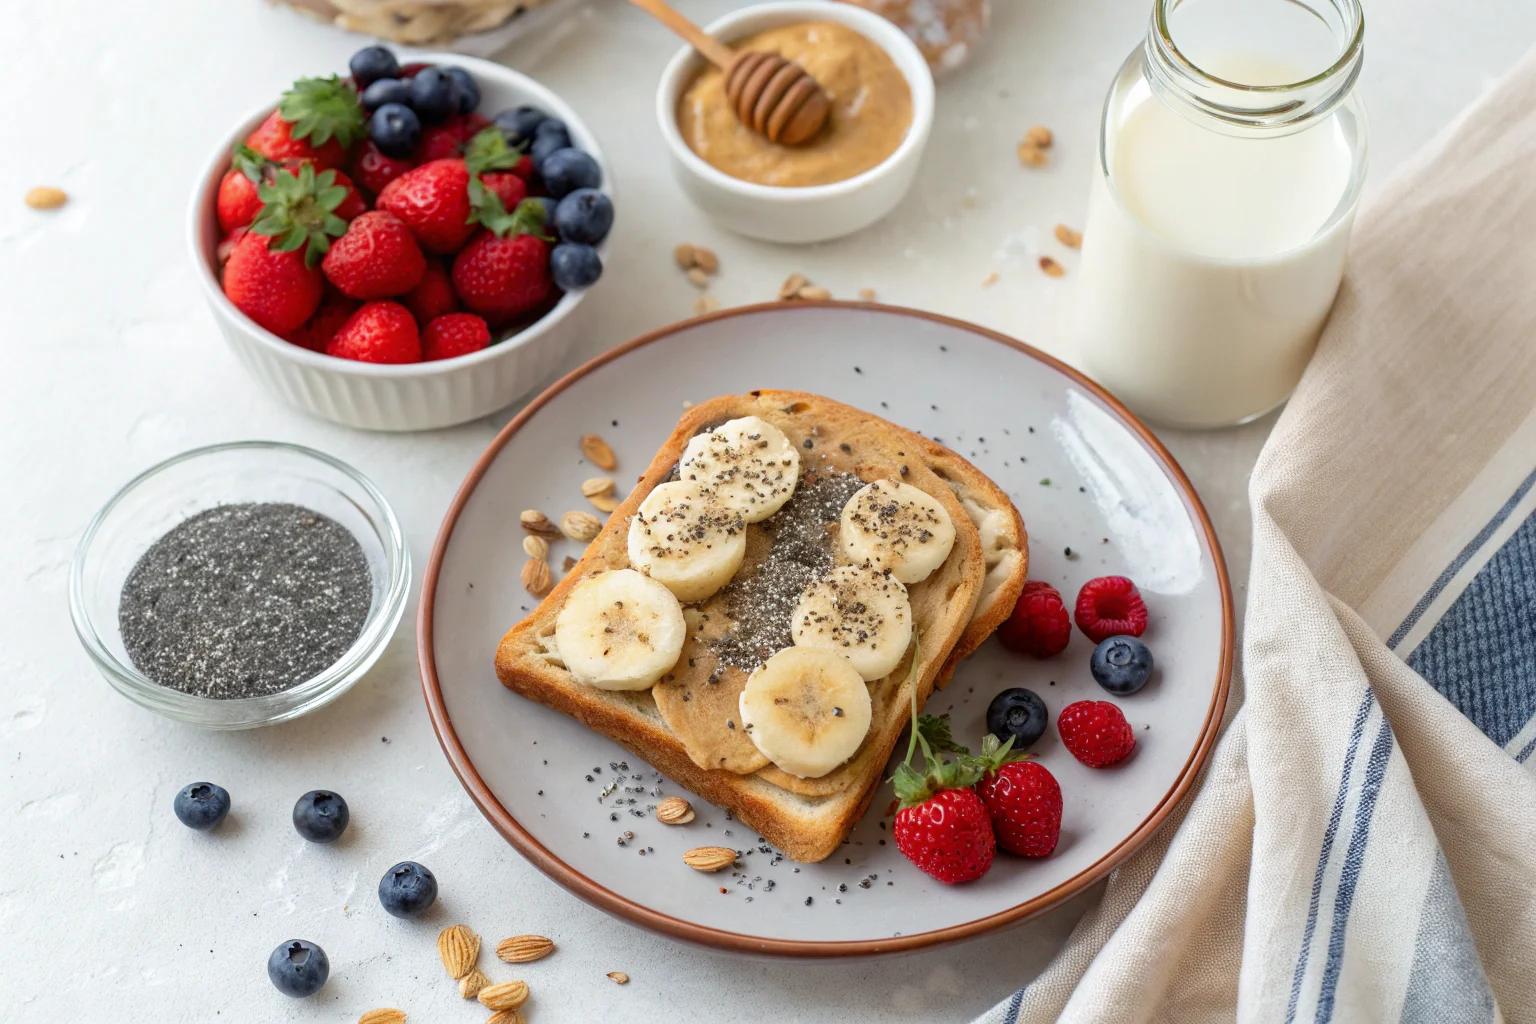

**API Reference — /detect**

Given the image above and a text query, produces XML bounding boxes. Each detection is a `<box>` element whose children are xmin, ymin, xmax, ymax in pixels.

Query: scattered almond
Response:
<box><xmin>25</xmin><ymin>186</ymin><xmax>67</xmax><ymax>210</ymax></box>
<box><xmin>1054</xmin><ymin>224</ymin><xmax>1083</xmax><ymax>248</ymax></box>
<box><xmin>359</xmin><ymin>1010</ymin><xmax>406</xmax><ymax>1024</ymax></box>
<box><xmin>656</xmin><ymin>796</ymin><xmax>695</xmax><ymax>825</ymax></box>
<box><xmin>1025</xmin><ymin>125</ymin><xmax>1053</xmax><ymax>148</ymax></box>
<box><xmin>858</xmin><ymin>288</ymin><xmax>876</xmax><ymax>302</ymax></box>
<box><xmin>486</xmin><ymin>1011</ymin><xmax>526</xmax><ymax>1024</ymax></box>
<box><xmin>692</xmin><ymin>294</ymin><xmax>720</xmax><ymax>316</ymax></box>
<box><xmin>685</xmin><ymin>267</ymin><xmax>710</xmax><ymax>288</ymax></box>
<box><xmin>779</xmin><ymin>273</ymin><xmax>808</xmax><ymax>301</ymax></box>
<box><xmin>521</xmin><ymin>558</ymin><xmax>552</xmax><ymax>596</ymax></box>
<box><xmin>673</xmin><ymin>243</ymin><xmax>696</xmax><ymax>269</ymax></box>
<box><xmin>1039</xmin><ymin>255</ymin><xmax>1066</xmax><ymax>278</ymax></box>
<box><xmin>588</xmin><ymin>491</ymin><xmax>622</xmax><ymax>513</ymax></box>
<box><xmin>608</xmin><ymin>971</ymin><xmax>630</xmax><ymax>985</ymax></box>
<box><xmin>683</xmin><ymin>846</ymin><xmax>736</xmax><ymax>872</ymax></box>
<box><xmin>497</xmin><ymin>934</ymin><xmax>555</xmax><ymax>963</ymax></box>
<box><xmin>581</xmin><ymin>476</ymin><xmax>615</xmax><ymax>498</ymax></box>
<box><xmin>982</xmin><ymin>272</ymin><xmax>999</xmax><ymax>287</ymax></box>
<box><xmin>561</xmin><ymin>555</ymin><xmax>577</xmax><ymax>573</ymax></box>
<box><xmin>580</xmin><ymin>433</ymin><xmax>617</xmax><ymax>471</ymax></box>
<box><xmin>560</xmin><ymin>510</ymin><xmax>602</xmax><ymax>542</ymax></box>
<box><xmin>521</xmin><ymin>535</ymin><xmax>549</xmax><ymax>560</ymax></box>
<box><xmin>459</xmin><ymin>966</ymin><xmax>491</xmax><ymax>999</ymax></box>
<box><xmin>478</xmin><ymin>979</ymin><xmax>530</xmax><ymax>1011</ymax></box>
<box><xmin>437</xmin><ymin>924</ymin><xmax>480</xmax><ymax>980</ymax></box>
<box><xmin>693</xmin><ymin>246</ymin><xmax>719</xmax><ymax>273</ymax></box>
<box><xmin>797</xmin><ymin>284</ymin><xmax>831</xmax><ymax>301</ymax></box>
<box><xmin>519</xmin><ymin>509</ymin><xmax>561</xmax><ymax>540</ymax></box>
<box><xmin>1016</xmin><ymin>143</ymin><xmax>1048</xmax><ymax>168</ymax></box>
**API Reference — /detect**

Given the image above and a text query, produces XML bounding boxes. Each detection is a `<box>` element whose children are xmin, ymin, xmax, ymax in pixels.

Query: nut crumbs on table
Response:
<box><xmin>580</xmin><ymin>433</ymin><xmax>617</xmax><ymax>470</ymax></box>
<box><xmin>485</xmin><ymin>1011</ymin><xmax>526</xmax><ymax>1024</ymax></box>
<box><xmin>683</xmin><ymin>846</ymin><xmax>736</xmax><ymax>871</ymax></box>
<box><xmin>686</xmin><ymin>267</ymin><xmax>710</xmax><ymax>288</ymax></box>
<box><xmin>458</xmin><ymin>966</ymin><xmax>491</xmax><ymax>999</ymax></box>
<box><xmin>437</xmin><ymin>924</ymin><xmax>479</xmax><ymax>979</ymax></box>
<box><xmin>24</xmin><ymin>186</ymin><xmax>67</xmax><ymax>209</ymax></box>
<box><xmin>478</xmin><ymin>979</ymin><xmax>530</xmax><ymax>1011</ymax></box>
<box><xmin>587</xmin><ymin>491</ymin><xmax>622</xmax><ymax>513</ymax></box>
<box><xmin>693</xmin><ymin>294</ymin><xmax>720</xmax><ymax>316</ymax></box>
<box><xmin>673</xmin><ymin>243</ymin><xmax>696</xmax><ymax>269</ymax></box>
<box><xmin>561</xmin><ymin>555</ymin><xmax>577</xmax><ymax>573</ymax></box>
<box><xmin>1055</xmin><ymin>224</ymin><xmax>1083</xmax><ymax>248</ymax></box>
<box><xmin>358</xmin><ymin>1010</ymin><xmax>406</xmax><ymax>1024</ymax></box>
<box><xmin>779</xmin><ymin>273</ymin><xmax>808</xmax><ymax>300</ymax></box>
<box><xmin>521</xmin><ymin>535</ymin><xmax>549</xmax><ymax>560</ymax></box>
<box><xmin>982</xmin><ymin>271</ymin><xmax>999</xmax><ymax>287</ymax></box>
<box><xmin>519</xmin><ymin>509</ymin><xmax>561</xmax><ymax>540</ymax></box>
<box><xmin>797</xmin><ymin>284</ymin><xmax>831</xmax><ymax>301</ymax></box>
<box><xmin>521</xmin><ymin>558</ymin><xmax>552</xmax><ymax>596</ymax></box>
<box><xmin>608</xmin><ymin>971</ymin><xmax>630</xmax><ymax>984</ymax></box>
<box><xmin>1016</xmin><ymin>143</ymin><xmax>1048</xmax><ymax>167</ymax></box>
<box><xmin>495</xmin><ymin>934</ymin><xmax>555</xmax><ymax>963</ymax></box>
<box><xmin>560</xmin><ymin>510</ymin><xmax>601</xmax><ymax>542</ymax></box>
<box><xmin>1039</xmin><ymin>255</ymin><xmax>1066</xmax><ymax>277</ymax></box>
<box><xmin>692</xmin><ymin>246</ymin><xmax>719</xmax><ymax>273</ymax></box>
<box><xmin>581</xmin><ymin>476</ymin><xmax>615</xmax><ymax>498</ymax></box>
<box><xmin>656</xmin><ymin>796</ymin><xmax>695</xmax><ymax>824</ymax></box>
<box><xmin>1024</xmin><ymin>125</ymin><xmax>1053</xmax><ymax>148</ymax></box>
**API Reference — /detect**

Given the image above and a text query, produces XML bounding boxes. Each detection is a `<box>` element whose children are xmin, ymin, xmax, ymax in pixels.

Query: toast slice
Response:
<box><xmin>494</xmin><ymin>390</ymin><xmax>1025</xmax><ymax>861</ymax></box>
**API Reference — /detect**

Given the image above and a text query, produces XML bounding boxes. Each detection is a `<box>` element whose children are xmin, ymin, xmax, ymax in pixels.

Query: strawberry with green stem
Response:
<box><xmin>249</xmin><ymin>163</ymin><xmax>352</xmax><ymax>268</ymax></box>
<box><xmin>451</xmin><ymin>196</ymin><xmax>554</xmax><ymax>324</ymax></box>
<box><xmin>246</xmin><ymin>76</ymin><xmax>366</xmax><ymax>172</ymax></box>
<box><xmin>217</xmin><ymin>144</ymin><xmax>274</xmax><ymax>234</ymax></box>
<box><xmin>967</xmin><ymin>734</ymin><xmax>1062</xmax><ymax>858</ymax></box>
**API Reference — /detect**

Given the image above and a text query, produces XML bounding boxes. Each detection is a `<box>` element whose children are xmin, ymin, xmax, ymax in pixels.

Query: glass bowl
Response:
<box><xmin>69</xmin><ymin>441</ymin><xmax>411</xmax><ymax>729</ymax></box>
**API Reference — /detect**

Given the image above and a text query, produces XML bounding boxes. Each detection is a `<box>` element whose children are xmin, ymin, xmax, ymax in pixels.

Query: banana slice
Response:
<box><xmin>738</xmin><ymin>647</ymin><xmax>873</xmax><ymax>779</ymax></box>
<box><xmin>678</xmin><ymin>416</ymin><xmax>800</xmax><ymax>523</ymax></box>
<box><xmin>627</xmin><ymin>480</ymin><xmax>747</xmax><ymax>602</ymax></box>
<box><xmin>838</xmin><ymin>479</ymin><xmax>957</xmax><ymax>585</ymax></box>
<box><xmin>791</xmin><ymin>564</ymin><xmax>913</xmax><ymax>681</ymax></box>
<box><xmin>554</xmin><ymin>569</ymin><xmax>686</xmax><ymax>691</ymax></box>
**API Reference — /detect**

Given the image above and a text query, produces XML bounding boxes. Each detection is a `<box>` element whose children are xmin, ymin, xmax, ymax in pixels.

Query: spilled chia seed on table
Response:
<box><xmin>118</xmin><ymin>503</ymin><xmax>372</xmax><ymax>698</ymax></box>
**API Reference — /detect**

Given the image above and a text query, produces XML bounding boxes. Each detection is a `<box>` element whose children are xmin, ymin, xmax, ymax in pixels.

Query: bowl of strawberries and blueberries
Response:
<box><xmin>214</xmin><ymin>45</ymin><xmax>612</xmax><ymax>365</ymax></box>
<box><xmin>891</xmin><ymin>575</ymin><xmax>1152</xmax><ymax>885</ymax></box>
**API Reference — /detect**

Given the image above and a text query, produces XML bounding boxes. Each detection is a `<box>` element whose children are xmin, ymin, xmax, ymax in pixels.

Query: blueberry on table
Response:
<box><xmin>378</xmin><ymin>861</ymin><xmax>438</xmax><ymax>918</ymax></box>
<box><xmin>553</xmin><ymin>188</ymin><xmax>613</xmax><ymax>245</ymax></box>
<box><xmin>267</xmin><ymin>939</ymin><xmax>329</xmax><ymax>997</ymax></box>
<box><xmin>292</xmin><ymin>790</ymin><xmax>349</xmax><ymax>843</ymax></box>
<box><xmin>1090</xmin><ymin>636</ymin><xmax>1154</xmax><ymax>696</ymax></box>
<box><xmin>442</xmin><ymin>66</ymin><xmax>480</xmax><ymax>114</ymax></box>
<box><xmin>492</xmin><ymin>105</ymin><xmax>547</xmax><ymax>146</ymax></box>
<box><xmin>551</xmin><ymin>243</ymin><xmax>603</xmax><ymax>290</ymax></box>
<box><xmin>369</xmin><ymin>103</ymin><xmax>421</xmax><ymax>158</ymax></box>
<box><xmin>540</xmin><ymin>148</ymin><xmax>602</xmax><ymax>199</ymax></box>
<box><xmin>409</xmin><ymin>67</ymin><xmax>459</xmax><ymax>123</ymax></box>
<box><xmin>986</xmin><ymin>687</ymin><xmax>1049</xmax><ymax>750</ymax></box>
<box><xmin>349</xmin><ymin>45</ymin><xmax>400</xmax><ymax>89</ymax></box>
<box><xmin>361</xmin><ymin>77</ymin><xmax>412</xmax><ymax>112</ymax></box>
<box><xmin>173</xmin><ymin>782</ymin><xmax>230</xmax><ymax>830</ymax></box>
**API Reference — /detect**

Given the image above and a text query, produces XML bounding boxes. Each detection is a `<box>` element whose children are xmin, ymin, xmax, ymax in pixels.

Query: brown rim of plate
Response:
<box><xmin>417</xmin><ymin>301</ymin><xmax>1236</xmax><ymax>959</ymax></box>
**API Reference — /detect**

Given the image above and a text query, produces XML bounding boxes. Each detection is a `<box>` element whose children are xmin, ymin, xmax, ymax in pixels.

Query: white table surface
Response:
<box><xmin>3</xmin><ymin>1</ymin><xmax>1530</xmax><ymax>1020</ymax></box>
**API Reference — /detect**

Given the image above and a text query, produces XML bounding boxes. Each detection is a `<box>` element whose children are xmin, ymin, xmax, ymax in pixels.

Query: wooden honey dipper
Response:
<box><xmin>628</xmin><ymin>0</ymin><xmax>832</xmax><ymax>146</ymax></box>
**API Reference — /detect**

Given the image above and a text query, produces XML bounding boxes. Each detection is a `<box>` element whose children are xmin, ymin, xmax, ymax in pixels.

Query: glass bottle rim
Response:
<box><xmin>1152</xmin><ymin>0</ymin><xmax>1364</xmax><ymax>93</ymax></box>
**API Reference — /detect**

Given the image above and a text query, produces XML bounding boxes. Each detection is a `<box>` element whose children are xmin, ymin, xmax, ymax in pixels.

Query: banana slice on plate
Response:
<box><xmin>738</xmin><ymin>647</ymin><xmax>873</xmax><ymax>779</ymax></box>
<box><xmin>554</xmin><ymin>569</ymin><xmax>686</xmax><ymax>691</ymax></box>
<box><xmin>678</xmin><ymin>416</ymin><xmax>800</xmax><ymax>523</ymax></box>
<box><xmin>838</xmin><ymin>479</ymin><xmax>956</xmax><ymax>585</ymax></box>
<box><xmin>792</xmin><ymin>564</ymin><xmax>912</xmax><ymax>681</ymax></box>
<box><xmin>627</xmin><ymin>480</ymin><xmax>747</xmax><ymax>602</ymax></box>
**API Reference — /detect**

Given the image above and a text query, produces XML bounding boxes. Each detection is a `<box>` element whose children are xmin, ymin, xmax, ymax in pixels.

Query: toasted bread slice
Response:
<box><xmin>494</xmin><ymin>390</ymin><xmax>1023</xmax><ymax>861</ymax></box>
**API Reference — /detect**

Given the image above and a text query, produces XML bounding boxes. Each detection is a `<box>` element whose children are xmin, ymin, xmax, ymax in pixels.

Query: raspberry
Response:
<box><xmin>1057</xmin><ymin>700</ymin><xmax>1136</xmax><ymax>768</ymax></box>
<box><xmin>998</xmin><ymin>580</ymin><xmax>1071</xmax><ymax>657</ymax></box>
<box><xmin>1074</xmin><ymin>576</ymin><xmax>1148</xmax><ymax>644</ymax></box>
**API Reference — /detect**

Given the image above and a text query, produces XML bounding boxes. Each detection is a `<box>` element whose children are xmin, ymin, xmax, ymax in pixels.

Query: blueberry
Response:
<box><xmin>378</xmin><ymin>861</ymin><xmax>438</xmax><ymax>919</ymax></box>
<box><xmin>442</xmin><ymin>67</ymin><xmax>480</xmax><ymax>114</ymax></box>
<box><xmin>267</xmin><ymin>939</ymin><xmax>329</xmax><ymax>998</ymax></box>
<box><xmin>535</xmin><ymin>117</ymin><xmax>569</xmax><ymax>140</ymax></box>
<box><xmin>292</xmin><ymin>790</ymin><xmax>349</xmax><ymax>843</ymax></box>
<box><xmin>409</xmin><ymin>67</ymin><xmax>459</xmax><ymax>123</ymax></box>
<box><xmin>986</xmin><ymin>687</ymin><xmax>1049</xmax><ymax>750</ymax></box>
<box><xmin>529</xmin><ymin>121</ymin><xmax>572</xmax><ymax>168</ymax></box>
<box><xmin>551</xmin><ymin>243</ymin><xmax>603</xmax><ymax>290</ymax></box>
<box><xmin>492</xmin><ymin>105</ymin><xmax>547</xmax><ymax>146</ymax></box>
<box><xmin>369</xmin><ymin>103</ymin><xmax>421</xmax><ymax>158</ymax></box>
<box><xmin>349</xmin><ymin>45</ymin><xmax>400</xmax><ymax>89</ymax></box>
<box><xmin>1090</xmin><ymin>636</ymin><xmax>1154</xmax><ymax>695</ymax></box>
<box><xmin>173</xmin><ymin>782</ymin><xmax>230</xmax><ymax>831</ymax></box>
<box><xmin>540</xmin><ymin>148</ymin><xmax>601</xmax><ymax>199</ymax></box>
<box><xmin>361</xmin><ymin>78</ymin><xmax>412</xmax><ymax>112</ymax></box>
<box><xmin>553</xmin><ymin>188</ymin><xmax>613</xmax><ymax>245</ymax></box>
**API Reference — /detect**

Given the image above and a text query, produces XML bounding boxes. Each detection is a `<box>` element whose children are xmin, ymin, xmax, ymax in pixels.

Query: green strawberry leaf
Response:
<box><xmin>464</xmin><ymin>126</ymin><xmax>525</xmax><ymax>176</ymax></box>
<box><xmin>917</xmin><ymin>713</ymin><xmax>968</xmax><ymax>756</ymax></box>
<box><xmin>231</xmin><ymin>142</ymin><xmax>271</xmax><ymax>183</ymax></box>
<box><xmin>278</xmin><ymin>76</ymin><xmax>367</xmax><ymax>149</ymax></box>
<box><xmin>891</xmin><ymin>763</ymin><xmax>931</xmax><ymax>808</ymax></box>
<box><xmin>250</xmin><ymin>163</ymin><xmax>349</xmax><ymax>268</ymax></box>
<box><xmin>470</xmin><ymin>185</ymin><xmax>552</xmax><ymax>241</ymax></box>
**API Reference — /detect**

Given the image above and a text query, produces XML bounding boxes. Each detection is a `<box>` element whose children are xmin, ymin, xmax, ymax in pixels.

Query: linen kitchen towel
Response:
<box><xmin>979</xmin><ymin>43</ymin><xmax>1536</xmax><ymax>1024</ymax></box>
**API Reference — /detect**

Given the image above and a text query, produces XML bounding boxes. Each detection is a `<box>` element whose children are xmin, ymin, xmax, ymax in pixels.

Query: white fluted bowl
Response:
<box><xmin>189</xmin><ymin>54</ymin><xmax>611</xmax><ymax>432</ymax></box>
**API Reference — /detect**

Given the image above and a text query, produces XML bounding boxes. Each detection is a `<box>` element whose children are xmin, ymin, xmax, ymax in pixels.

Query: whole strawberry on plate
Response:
<box><xmin>969</xmin><ymin>735</ymin><xmax>1062</xmax><ymax>858</ymax></box>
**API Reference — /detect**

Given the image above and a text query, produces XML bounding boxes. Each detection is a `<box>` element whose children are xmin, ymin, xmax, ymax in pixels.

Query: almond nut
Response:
<box><xmin>561</xmin><ymin>555</ymin><xmax>577</xmax><ymax>572</ymax></box>
<box><xmin>693</xmin><ymin>247</ymin><xmax>719</xmax><ymax>273</ymax></box>
<box><xmin>692</xmin><ymin>294</ymin><xmax>720</xmax><ymax>316</ymax></box>
<box><xmin>1016</xmin><ymin>143</ymin><xmax>1048</xmax><ymax>168</ymax></box>
<box><xmin>560</xmin><ymin>510</ymin><xmax>602</xmax><ymax>542</ymax></box>
<box><xmin>981</xmin><ymin>272</ymin><xmax>999</xmax><ymax>287</ymax></box>
<box><xmin>588</xmin><ymin>491</ymin><xmax>622</xmax><ymax>513</ymax></box>
<box><xmin>359</xmin><ymin>1011</ymin><xmax>406</xmax><ymax>1024</ymax></box>
<box><xmin>581</xmin><ymin>476</ymin><xmax>615</xmax><ymax>498</ymax></box>
<box><xmin>686</xmin><ymin>267</ymin><xmax>710</xmax><ymax>288</ymax></box>
<box><xmin>858</xmin><ymin>287</ymin><xmax>876</xmax><ymax>301</ymax></box>
<box><xmin>459</xmin><ymin>966</ymin><xmax>491</xmax><ymax>999</ymax></box>
<box><xmin>486</xmin><ymin>1011</ymin><xmax>526</xmax><ymax>1024</ymax></box>
<box><xmin>522</xmin><ymin>558</ymin><xmax>552</xmax><ymax>596</ymax></box>
<box><xmin>519</xmin><ymin>509</ymin><xmax>561</xmax><ymax>540</ymax></box>
<box><xmin>1024</xmin><ymin>124</ymin><xmax>1053</xmax><ymax>148</ymax></box>
<box><xmin>1039</xmin><ymin>255</ymin><xmax>1066</xmax><ymax>278</ymax></box>
<box><xmin>478</xmin><ymin>979</ymin><xmax>530</xmax><ymax>1011</ymax></box>
<box><xmin>25</xmin><ymin>186</ymin><xmax>67</xmax><ymax>209</ymax></box>
<box><xmin>521</xmin><ymin>535</ymin><xmax>549</xmax><ymax>559</ymax></box>
<box><xmin>580</xmin><ymin>433</ymin><xmax>617</xmax><ymax>470</ymax></box>
<box><xmin>437</xmin><ymin>924</ymin><xmax>480</xmax><ymax>979</ymax></box>
<box><xmin>1054</xmin><ymin>224</ymin><xmax>1083</xmax><ymax>248</ymax></box>
<box><xmin>683</xmin><ymin>846</ymin><xmax>736</xmax><ymax>872</ymax></box>
<box><xmin>796</xmin><ymin>284</ymin><xmax>831</xmax><ymax>301</ymax></box>
<box><xmin>496</xmin><ymin>934</ymin><xmax>555</xmax><ymax>963</ymax></box>
<box><xmin>656</xmin><ymin>796</ymin><xmax>695</xmax><ymax>825</ymax></box>
<box><xmin>673</xmin><ymin>243</ymin><xmax>696</xmax><ymax>269</ymax></box>
<box><xmin>779</xmin><ymin>273</ymin><xmax>808</xmax><ymax>300</ymax></box>
<box><xmin>608</xmin><ymin>971</ymin><xmax>630</xmax><ymax>984</ymax></box>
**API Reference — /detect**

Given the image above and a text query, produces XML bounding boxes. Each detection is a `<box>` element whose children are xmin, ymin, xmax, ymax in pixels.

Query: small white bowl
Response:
<box><xmin>656</xmin><ymin>1</ymin><xmax>934</xmax><ymax>244</ymax></box>
<box><xmin>189</xmin><ymin>54</ymin><xmax>612</xmax><ymax>432</ymax></box>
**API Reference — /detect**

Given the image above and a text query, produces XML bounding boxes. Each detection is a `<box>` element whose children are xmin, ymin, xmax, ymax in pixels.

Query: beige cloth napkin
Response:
<box><xmin>979</xmin><ymin>44</ymin><xmax>1536</xmax><ymax>1024</ymax></box>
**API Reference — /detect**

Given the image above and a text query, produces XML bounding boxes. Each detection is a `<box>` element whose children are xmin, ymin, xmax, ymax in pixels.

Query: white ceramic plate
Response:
<box><xmin>419</xmin><ymin>303</ymin><xmax>1232</xmax><ymax>956</ymax></box>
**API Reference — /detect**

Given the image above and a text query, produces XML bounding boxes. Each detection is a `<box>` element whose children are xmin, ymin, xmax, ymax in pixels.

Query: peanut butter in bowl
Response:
<box><xmin>677</xmin><ymin>21</ymin><xmax>914</xmax><ymax>188</ymax></box>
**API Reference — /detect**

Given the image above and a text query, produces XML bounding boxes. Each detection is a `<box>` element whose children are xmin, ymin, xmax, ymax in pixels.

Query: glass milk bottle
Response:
<box><xmin>1076</xmin><ymin>0</ymin><xmax>1367</xmax><ymax>429</ymax></box>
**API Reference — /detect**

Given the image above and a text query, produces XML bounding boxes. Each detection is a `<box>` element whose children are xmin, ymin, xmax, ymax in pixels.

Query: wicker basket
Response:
<box><xmin>275</xmin><ymin>0</ymin><xmax>575</xmax><ymax>48</ymax></box>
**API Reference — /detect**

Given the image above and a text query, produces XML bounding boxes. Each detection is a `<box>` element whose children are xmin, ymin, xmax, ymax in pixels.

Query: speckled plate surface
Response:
<box><xmin>419</xmin><ymin>303</ymin><xmax>1232</xmax><ymax>956</ymax></box>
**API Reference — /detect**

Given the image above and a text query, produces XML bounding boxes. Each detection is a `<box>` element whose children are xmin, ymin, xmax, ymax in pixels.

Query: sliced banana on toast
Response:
<box><xmin>678</xmin><ymin>416</ymin><xmax>800</xmax><ymax>523</ymax></box>
<box><xmin>627</xmin><ymin>480</ymin><xmax>747</xmax><ymax>602</ymax></box>
<box><xmin>738</xmin><ymin>647</ymin><xmax>873</xmax><ymax>779</ymax></box>
<box><xmin>792</xmin><ymin>564</ymin><xmax>912</xmax><ymax>681</ymax></box>
<box><xmin>553</xmin><ymin>569</ymin><xmax>685</xmax><ymax>691</ymax></box>
<box><xmin>839</xmin><ymin>479</ymin><xmax>957</xmax><ymax>585</ymax></box>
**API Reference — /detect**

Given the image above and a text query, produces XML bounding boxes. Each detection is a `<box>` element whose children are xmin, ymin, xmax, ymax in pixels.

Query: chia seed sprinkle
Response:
<box><xmin>118</xmin><ymin>503</ymin><xmax>371</xmax><ymax>698</ymax></box>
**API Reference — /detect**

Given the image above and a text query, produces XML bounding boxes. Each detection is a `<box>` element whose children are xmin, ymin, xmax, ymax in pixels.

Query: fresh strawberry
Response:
<box><xmin>1057</xmin><ymin>700</ymin><xmax>1136</xmax><ymax>768</ymax></box>
<box><xmin>1074</xmin><ymin>576</ymin><xmax>1148</xmax><ymax>644</ymax></box>
<box><xmin>398</xmin><ymin>61</ymin><xmax>432</xmax><ymax>78</ymax></box>
<box><xmin>423</xmin><ymin>312</ymin><xmax>491</xmax><ymax>361</ymax></box>
<box><xmin>287</xmin><ymin>296</ymin><xmax>358</xmax><ymax>352</ymax></box>
<box><xmin>417</xmin><ymin>113</ymin><xmax>493</xmax><ymax>162</ymax></box>
<box><xmin>216</xmin><ymin>227</ymin><xmax>248</xmax><ymax>265</ymax></box>
<box><xmin>451</xmin><ymin>199</ymin><xmax>552</xmax><ymax>323</ymax></box>
<box><xmin>350</xmin><ymin>140</ymin><xmax>416</xmax><ymax>196</ymax></box>
<box><xmin>248</xmin><ymin>162</ymin><xmax>351</xmax><ymax>267</ymax></box>
<box><xmin>482</xmin><ymin>170</ymin><xmax>527</xmax><ymax>213</ymax></box>
<box><xmin>327</xmin><ymin>301</ymin><xmax>421</xmax><ymax>363</ymax></box>
<box><xmin>248</xmin><ymin>76</ymin><xmax>366</xmax><ymax>172</ymax></box>
<box><xmin>377</xmin><ymin>159</ymin><xmax>475</xmax><ymax>254</ymax></box>
<box><xmin>216</xmin><ymin>144</ymin><xmax>273</xmax><ymax>233</ymax></box>
<box><xmin>328</xmin><ymin>169</ymin><xmax>369</xmax><ymax>221</ymax></box>
<box><xmin>999</xmin><ymin>580</ymin><xmax>1072</xmax><ymax>658</ymax></box>
<box><xmin>404</xmin><ymin>258</ymin><xmax>458</xmax><ymax>324</ymax></box>
<box><xmin>247</xmin><ymin>110</ymin><xmax>347</xmax><ymax>172</ymax></box>
<box><xmin>321</xmin><ymin>211</ymin><xmax>426</xmax><ymax>300</ymax></box>
<box><xmin>508</xmin><ymin>153</ymin><xmax>536</xmax><ymax>182</ymax></box>
<box><xmin>971</xmin><ymin>735</ymin><xmax>1062</xmax><ymax>857</ymax></box>
<box><xmin>222</xmin><ymin>231</ymin><xmax>322</xmax><ymax>335</ymax></box>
